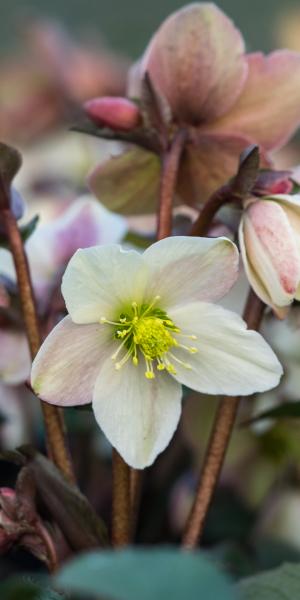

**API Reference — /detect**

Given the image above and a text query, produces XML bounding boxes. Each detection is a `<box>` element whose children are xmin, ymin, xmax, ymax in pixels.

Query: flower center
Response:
<box><xmin>100</xmin><ymin>296</ymin><xmax>198</xmax><ymax>380</ymax></box>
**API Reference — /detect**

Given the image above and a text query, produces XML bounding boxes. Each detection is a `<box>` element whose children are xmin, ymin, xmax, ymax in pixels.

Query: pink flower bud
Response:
<box><xmin>239</xmin><ymin>197</ymin><xmax>300</xmax><ymax>312</ymax></box>
<box><xmin>84</xmin><ymin>96</ymin><xmax>141</xmax><ymax>131</ymax></box>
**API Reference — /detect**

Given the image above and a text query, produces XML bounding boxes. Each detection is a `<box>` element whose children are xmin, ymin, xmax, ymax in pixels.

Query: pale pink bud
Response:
<box><xmin>84</xmin><ymin>96</ymin><xmax>141</xmax><ymax>130</ymax></box>
<box><xmin>239</xmin><ymin>198</ymin><xmax>300</xmax><ymax>312</ymax></box>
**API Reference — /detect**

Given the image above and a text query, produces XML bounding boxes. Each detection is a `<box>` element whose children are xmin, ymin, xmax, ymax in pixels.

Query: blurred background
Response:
<box><xmin>2</xmin><ymin>0</ymin><xmax>300</xmax><ymax>589</ymax></box>
<box><xmin>1</xmin><ymin>0</ymin><xmax>300</xmax><ymax>56</ymax></box>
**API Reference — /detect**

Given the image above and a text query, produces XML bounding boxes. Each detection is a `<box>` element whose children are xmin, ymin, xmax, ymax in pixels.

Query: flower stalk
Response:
<box><xmin>112</xmin><ymin>449</ymin><xmax>131</xmax><ymax>547</ymax></box>
<box><xmin>157</xmin><ymin>129</ymin><xmax>188</xmax><ymax>240</ymax></box>
<box><xmin>182</xmin><ymin>289</ymin><xmax>265</xmax><ymax>549</ymax></box>
<box><xmin>0</xmin><ymin>207</ymin><xmax>75</xmax><ymax>484</ymax></box>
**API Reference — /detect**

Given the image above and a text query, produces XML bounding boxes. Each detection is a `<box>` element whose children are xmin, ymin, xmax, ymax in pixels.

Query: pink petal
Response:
<box><xmin>31</xmin><ymin>316</ymin><xmax>113</xmax><ymax>406</ymax></box>
<box><xmin>140</xmin><ymin>3</ymin><xmax>247</xmax><ymax>123</ymax></box>
<box><xmin>88</xmin><ymin>147</ymin><xmax>161</xmax><ymax>215</ymax></box>
<box><xmin>242</xmin><ymin>200</ymin><xmax>300</xmax><ymax>306</ymax></box>
<box><xmin>177</xmin><ymin>132</ymin><xmax>260</xmax><ymax>207</ymax></box>
<box><xmin>207</xmin><ymin>51</ymin><xmax>300</xmax><ymax>151</ymax></box>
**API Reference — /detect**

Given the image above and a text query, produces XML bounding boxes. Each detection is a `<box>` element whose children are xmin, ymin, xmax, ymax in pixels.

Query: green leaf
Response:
<box><xmin>237</xmin><ymin>563</ymin><xmax>300</xmax><ymax>599</ymax></box>
<box><xmin>243</xmin><ymin>402</ymin><xmax>300</xmax><ymax>426</ymax></box>
<box><xmin>20</xmin><ymin>215</ymin><xmax>39</xmax><ymax>243</ymax></box>
<box><xmin>56</xmin><ymin>548</ymin><xmax>235</xmax><ymax>600</ymax></box>
<box><xmin>0</xmin><ymin>576</ymin><xmax>63</xmax><ymax>600</ymax></box>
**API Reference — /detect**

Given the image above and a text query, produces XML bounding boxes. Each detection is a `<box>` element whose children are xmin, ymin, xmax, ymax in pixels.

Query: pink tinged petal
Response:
<box><xmin>241</xmin><ymin>200</ymin><xmax>300</xmax><ymax>307</ymax></box>
<box><xmin>88</xmin><ymin>147</ymin><xmax>161</xmax><ymax>215</ymax></box>
<box><xmin>141</xmin><ymin>3</ymin><xmax>247</xmax><ymax>123</ymax></box>
<box><xmin>143</xmin><ymin>236</ymin><xmax>239</xmax><ymax>308</ymax></box>
<box><xmin>84</xmin><ymin>97</ymin><xmax>141</xmax><ymax>130</ymax></box>
<box><xmin>0</xmin><ymin>330</ymin><xmax>31</xmax><ymax>384</ymax></box>
<box><xmin>34</xmin><ymin>196</ymin><xmax>127</xmax><ymax>269</ymax></box>
<box><xmin>168</xmin><ymin>302</ymin><xmax>283</xmax><ymax>395</ymax></box>
<box><xmin>92</xmin><ymin>357</ymin><xmax>182</xmax><ymax>469</ymax></box>
<box><xmin>177</xmin><ymin>133</ymin><xmax>260</xmax><ymax>207</ymax></box>
<box><xmin>209</xmin><ymin>51</ymin><xmax>300</xmax><ymax>150</ymax></box>
<box><xmin>31</xmin><ymin>316</ymin><xmax>112</xmax><ymax>406</ymax></box>
<box><xmin>270</xmin><ymin>194</ymin><xmax>300</xmax><ymax>300</ymax></box>
<box><xmin>61</xmin><ymin>245</ymin><xmax>149</xmax><ymax>324</ymax></box>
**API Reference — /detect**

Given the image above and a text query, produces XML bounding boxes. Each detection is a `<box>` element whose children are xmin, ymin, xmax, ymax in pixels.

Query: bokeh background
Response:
<box><xmin>0</xmin><ymin>0</ymin><xmax>300</xmax><ymax>57</ymax></box>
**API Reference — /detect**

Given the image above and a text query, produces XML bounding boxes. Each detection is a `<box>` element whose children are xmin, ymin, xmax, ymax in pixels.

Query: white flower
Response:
<box><xmin>31</xmin><ymin>236</ymin><xmax>283</xmax><ymax>469</ymax></box>
<box><xmin>0</xmin><ymin>196</ymin><xmax>126</xmax><ymax>385</ymax></box>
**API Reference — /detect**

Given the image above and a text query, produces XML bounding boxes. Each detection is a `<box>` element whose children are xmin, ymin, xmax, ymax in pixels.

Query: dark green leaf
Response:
<box><xmin>243</xmin><ymin>402</ymin><xmax>300</xmax><ymax>426</ymax></box>
<box><xmin>233</xmin><ymin>145</ymin><xmax>260</xmax><ymax>197</ymax></box>
<box><xmin>0</xmin><ymin>576</ymin><xmax>63</xmax><ymax>600</ymax></box>
<box><xmin>1</xmin><ymin>446</ymin><xmax>108</xmax><ymax>550</ymax></box>
<box><xmin>237</xmin><ymin>562</ymin><xmax>300</xmax><ymax>599</ymax></box>
<box><xmin>56</xmin><ymin>547</ymin><xmax>235</xmax><ymax>600</ymax></box>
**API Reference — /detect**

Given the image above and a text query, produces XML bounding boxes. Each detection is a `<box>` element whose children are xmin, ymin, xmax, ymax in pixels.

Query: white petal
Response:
<box><xmin>31</xmin><ymin>316</ymin><xmax>112</xmax><ymax>405</ymax></box>
<box><xmin>92</xmin><ymin>358</ymin><xmax>182</xmax><ymax>469</ymax></box>
<box><xmin>143</xmin><ymin>236</ymin><xmax>239</xmax><ymax>308</ymax></box>
<box><xmin>168</xmin><ymin>302</ymin><xmax>283</xmax><ymax>395</ymax></box>
<box><xmin>61</xmin><ymin>245</ymin><xmax>148</xmax><ymax>324</ymax></box>
<box><xmin>238</xmin><ymin>217</ymin><xmax>273</xmax><ymax>307</ymax></box>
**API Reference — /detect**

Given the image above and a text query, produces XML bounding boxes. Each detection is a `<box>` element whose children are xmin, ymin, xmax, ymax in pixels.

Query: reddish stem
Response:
<box><xmin>190</xmin><ymin>184</ymin><xmax>236</xmax><ymax>237</ymax></box>
<box><xmin>112</xmin><ymin>449</ymin><xmax>131</xmax><ymax>547</ymax></box>
<box><xmin>157</xmin><ymin>129</ymin><xmax>188</xmax><ymax>240</ymax></box>
<box><xmin>1</xmin><ymin>208</ymin><xmax>75</xmax><ymax>484</ymax></box>
<box><xmin>182</xmin><ymin>289</ymin><xmax>265</xmax><ymax>549</ymax></box>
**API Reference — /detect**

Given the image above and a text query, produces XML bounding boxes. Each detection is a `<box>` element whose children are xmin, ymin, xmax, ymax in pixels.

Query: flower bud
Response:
<box><xmin>239</xmin><ymin>196</ymin><xmax>300</xmax><ymax>313</ymax></box>
<box><xmin>84</xmin><ymin>96</ymin><xmax>141</xmax><ymax>131</ymax></box>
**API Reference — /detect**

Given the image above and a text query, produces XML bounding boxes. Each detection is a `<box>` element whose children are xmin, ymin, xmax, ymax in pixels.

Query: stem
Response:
<box><xmin>1</xmin><ymin>208</ymin><xmax>75</xmax><ymax>483</ymax></box>
<box><xmin>157</xmin><ymin>129</ymin><xmax>188</xmax><ymax>240</ymax></box>
<box><xmin>182</xmin><ymin>289</ymin><xmax>265</xmax><ymax>549</ymax></box>
<box><xmin>112</xmin><ymin>449</ymin><xmax>131</xmax><ymax>547</ymax></box>
<box><xmin>130</xmin><ymin>468</ymin><xmax>143</xmax><ymax>539</ymax></box>
<box><xmin>190</xmin><ymin>184</ymin><xmax>235</xmax><ymax>237</ymax></box>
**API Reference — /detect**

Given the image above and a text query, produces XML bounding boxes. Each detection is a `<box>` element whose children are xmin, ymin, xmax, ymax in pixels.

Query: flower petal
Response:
<box><xmin>207</xmin><ymin>51</ymin><xmax>300</xmax><ymax>150</ymax></box>
<box><xmin>143</xmin><ymin>236</ymin><xmax>239</xmax><ymax>308</ymax></box>
<box><xmin>31</xmin><ymin>316</ymin><xmax>112</xmax><ymax>405</ymax></box>
<box><xmin>92</xmin><ymin>357</ymin><xmax>182</xmax><ymax>469</ymax></box>
<box><xmin>141</xmin><ymin>3</ymin><xmax>247</xmax><ymax>122</ymax></box>
<box><xmin>0</xmin><ymin>330</ymin><xmax>31</xmax><ymax>384</ymax></box>
<box><xmin>88</xmin><ymin>147</ymin><xmax>161</xmax><ymax>215</ymax></box>
<box><xmin>240</xmin><ymin>200</ymin><xmax>300</xmax><ymax>307</ymax></box>
<box><xmin>28</xmin><ymin>196</ymin><xmax>127</xmax><ymax>276</ymax></box>
<box><xmin>168</xmin><ymin>302</ymin><xmax>283</xmax><ymax>395</ymax></box>
<box><xmin>62</xmin><ymin>245</ymin><xmax>148</xmax><ymax>323</ymax></box>
<box><xmin>177</xmin><ymin>133</ymin><xmax>260</xmax><ymax>207</ymax></box>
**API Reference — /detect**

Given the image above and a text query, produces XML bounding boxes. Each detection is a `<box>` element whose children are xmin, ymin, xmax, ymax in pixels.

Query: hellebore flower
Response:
<box><xmin>239</xmin><ymin>194</ymin><xmax>300</xmax><ymax>316</ymax></box>
<box><xmin>0</xmin><ymin>196</ymin><xmax>126</xmax><ymax>385</ymax></box>
<box><xmin>31</xmin><ymin>237</ymin><xmax>282</xmax><ymax>469</ymax></box>
<box><xmin>88</xmin><ymin>3</ymin><xmax>300</xmax><ymax>215</ymax></box>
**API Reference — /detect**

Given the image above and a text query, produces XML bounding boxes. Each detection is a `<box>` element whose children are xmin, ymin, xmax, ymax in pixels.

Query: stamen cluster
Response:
<box><xmin>101</xmin><ymin>296</ymin><xmax>198</xmax><ymax>379</ymax></box>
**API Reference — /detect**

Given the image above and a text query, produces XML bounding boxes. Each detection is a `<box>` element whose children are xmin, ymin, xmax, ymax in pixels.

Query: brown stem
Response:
<box><xmin>130</xmin><ymin>468</ymin><xmax>143</xmax><ymax>539</ymax></box>
<box><xmin>182</xmin><ymin>289</ymin><xmax>265</xmax><ymax>549</ymax></box>
<box><xmin>190</xmin><ymin>184</ymin><xmax>235</xmax><ymax>237</ymax></box>
<box><xmin>1</xmin><ymin>208</ymin><xmax>75</xmax><ymax>483</ymax></box>
<box><xmin>157</xmin><ymin>129</ymin><xmax>188</xmax><ymax>240</ymax></box>
<box><xmin>112</xmin><ymin>449</ymin><xmax>131</xmax><ymax>547</ymax></box>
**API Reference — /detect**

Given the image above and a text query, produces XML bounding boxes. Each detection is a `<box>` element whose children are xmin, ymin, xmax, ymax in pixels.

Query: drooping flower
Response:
<box><xmin>31</xmin><ymin>237</ymin><xmax>282</xmax><ymax>469</ymax></box>
<box><xmin>239</xmin><ymin>194</ymin><xmax>300</xmax><ymax>316</ymax></box>
<box><xmin>0</xmin><ymin>196</ymin><xmax>126</xmax><ymax>384</ymax></box>
<box><xmin>88</xmin><ymin>3</ymin><xmax>300</xmax><ymax>214</ymax></box>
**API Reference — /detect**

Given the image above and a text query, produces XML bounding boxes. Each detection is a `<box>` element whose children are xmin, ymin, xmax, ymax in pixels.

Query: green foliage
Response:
<box><xmin>56</xmin><ymin>547</ymin><xmax>235</xmax><ymax>600</ymax></box>
<box><xmin>0</xmin><ymin>577</ymin><xmax>63</xmax><ymax>600</ymax></box>
<box><xmin>237</xmin><ymin>563</ymin><xmax>300</xmax><ymax>599</ymax></box>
